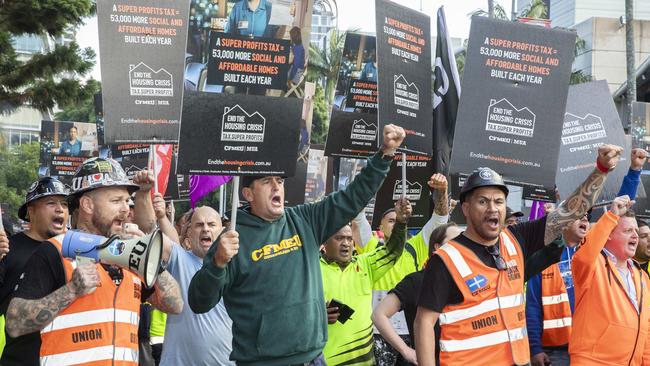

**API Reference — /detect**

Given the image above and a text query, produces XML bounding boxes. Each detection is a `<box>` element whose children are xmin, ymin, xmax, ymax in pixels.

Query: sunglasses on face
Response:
<box><xmin>485</xmin><ymin>244</ymin><xmax>507</xmax><ymax>271</ymax></box>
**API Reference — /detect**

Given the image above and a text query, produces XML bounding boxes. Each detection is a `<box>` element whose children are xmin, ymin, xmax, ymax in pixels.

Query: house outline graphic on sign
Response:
<box><xmin>392</xmin><ymin>180</ymin><xmax>423</xmax><ymax>201</ymax></box>
<box><xmin>220</xmin><ymin>104</ymin><xmax>266</xmax><ymax>143</ymax></box>
<box><xmin>350</xmin><ymin>119</ymin><xmax>378</xmax><ymax>141</ymax></box>
<box><xmin>485</xmin><ymin>98</ymin><xmax>536</xmax><ymax>138</ymax></box>
<box><xmin>128</xmin><ymin>62</ymin><xmax>174</xmax><ymax>97</ymax></box>
<box><xmin>561</xmin><ymin>112</ymin><xmax>607</xmax><ymax>146</ymax></box>
<box><xmin>393</xmin><ymin>74</ymin><xmax>420</xmax><ymax>111</ymax></box>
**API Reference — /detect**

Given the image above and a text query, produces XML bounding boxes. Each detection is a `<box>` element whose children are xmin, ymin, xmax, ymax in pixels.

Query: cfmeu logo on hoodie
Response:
<box><xmin>251</xmin><ymin>235</ymin><xmax>303</xmax><ymax>261</ymax></box>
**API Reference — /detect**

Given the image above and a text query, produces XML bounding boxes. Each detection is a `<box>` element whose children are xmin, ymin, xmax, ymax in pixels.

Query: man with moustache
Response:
<box><xmin>189</xmin><ymin>124</ymin><xmax>406</xmax><ymax>366</ymax></box>
<box><xmin>5</xmin><ymin>157</ymin><xmax>183</xmax><ymax>365</ymax></box>
<box><xmin>0</xmin><ymin>178</ymin><xmax>52</xmax><ymax>365</ymax></box>
<box><xmin>415</xmin><ymin>144</ymin><xmax>623</xmax><ymax>366</ymax></box>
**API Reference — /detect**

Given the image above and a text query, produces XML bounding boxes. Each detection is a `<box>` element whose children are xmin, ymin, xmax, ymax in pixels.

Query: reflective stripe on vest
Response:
<box><xmin>540</xmin><ymin>264</ymin><xmax>572</xmax><ymax>347</ymax></box>
<box><xmin>41</xmin><ymin>345</ymin><xmax>138</xmax><ymax>365</ymax></box>
<box><xmin>439</xmin><ymin>327</ymin><xmax>527</xmax><ymax>352</ymax></box>
<box><xmin>41</xmin><ymin>309</ymin><xmax>139</xmax><ymax>334</ymax></box>
<box><xmin>41</xmin><ymin>236</ymin><xmax>140</xmax><ymax>365</ymax></box>
<box><xmin>436</xmin><ymin>230</ymin><xmax>529</xmax><ymax>366</ymax></box>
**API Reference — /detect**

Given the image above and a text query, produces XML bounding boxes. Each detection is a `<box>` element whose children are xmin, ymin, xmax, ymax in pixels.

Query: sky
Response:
<box><xmin>75</xmin><ymin>0</ymin><xmax>514</xmax><ymax>81</ymax></box>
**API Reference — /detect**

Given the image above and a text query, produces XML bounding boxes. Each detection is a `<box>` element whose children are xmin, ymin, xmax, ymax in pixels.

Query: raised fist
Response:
<box><xmin>630</xmin><ymin>148</ymin><xmax>649</xmax><ymax>171</ymax></box>
<box><xmin>152</xmin><ymin>193</ymin><xmax>166</xmax><ymax>220</ymax></box>
<box><xmin>609</xmin><ymin>195</ymin><xmax>634</xmax><ymax>217</ymax></box>
<box><xmin>395</xmin><ymin>197</ymin><xmax>413</xmax><ymax>224</ymax></box>
<box><xmin>133</xmin><ymin>169</ymin><xmax>155</xmax><ymax>192</ymax></box>
<box><xmin>380</xmin><ymin>124</ymin><xmax>406</xmax><ymax>156</ymax></box>
<box><xmin>597</xmin><ymin>144</ymin><xmax>623</xmax><ymax>172</ymax></box>
<box><xmin>428</xmin><ymin>173</ymin><xmax>448</xmax><ymax>191</ymax></box>
<box><xmin>213</xmin><ymin>230</ymin><xmax>240</xmax><ymax>268</ymax></box>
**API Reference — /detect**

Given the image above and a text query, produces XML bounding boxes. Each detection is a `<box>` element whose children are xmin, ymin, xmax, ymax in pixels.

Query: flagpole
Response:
<box><xmin>401</xmin><ymin>153</ymin><xmax>407</xmax><ymax>199</ymax></box>
<box><xmin>230</xmin><ymin>176</ymin><xmax>240</xmax><ymax>231</ymax></box>
<box><xmin>150</xmin><ymin>144</ymin><xmax>159</xmax><ymax>194</ymax></box>
<box><xmin>219</xmin><ymin>184</ymin><xmax>225</xmax><ymax>215</ymax></box>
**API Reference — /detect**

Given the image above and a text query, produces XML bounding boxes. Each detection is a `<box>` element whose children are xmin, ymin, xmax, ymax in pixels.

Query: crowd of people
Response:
<box><xmin>1</xmin><ymin>124</ymin><xmax>650</xmax><ymax>366</ymax></box>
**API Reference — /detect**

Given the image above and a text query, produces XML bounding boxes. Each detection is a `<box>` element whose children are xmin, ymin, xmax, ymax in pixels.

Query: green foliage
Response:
<box><xmin>310</xmin><ymin>84</ymin><xmax>330</xmax><ymax>145</ymax></box>
<box><xmin>0</xmin><ymin>142</ymin><xmax>40</xmax><ymax>220</ymax></box>
<box><xmin>0</xmin><ymin>0</ymin><xmax>96</xmax><ymax>114</ymax></box>
<box><xmin>469</xmin><ymin>4</ymin><xmax>509</xmax><ymax>20</ymax></box>
<box><xmin>54</xmin><ymin>79</ymin><xmax>101</xmax><ymax>122</ymax></box>
<box><xmin>519</xmin><ymin>0</ymin><xmax>548</xmax><ymax>19</ymax></box>
<box><xmin>307</xmin><ymin>28</ymin><xmax>350</xmax><ymax>106</ymax></box>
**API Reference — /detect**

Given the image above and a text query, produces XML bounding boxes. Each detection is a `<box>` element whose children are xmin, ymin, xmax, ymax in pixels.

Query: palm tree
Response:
<box><xmin>519</xmin><ymin>0</ymin><xmax>548</xmax><ymax>19</ymax></box>
<box><xmin>307</xmin><ymin>28</ymin><xmax>349</xmax><ymax>107</ymax></box>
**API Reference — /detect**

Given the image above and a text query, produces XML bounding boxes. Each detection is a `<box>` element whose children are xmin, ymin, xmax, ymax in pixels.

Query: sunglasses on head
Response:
<box><xmin>485</xmin><ymin>244</ymin><xmax>507</xmax><ymax>271</ymax></box>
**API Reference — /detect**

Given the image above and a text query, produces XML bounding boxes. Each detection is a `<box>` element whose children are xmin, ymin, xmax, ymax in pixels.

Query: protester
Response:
<box><xmin>568</xmin><ymin>195</ymin><xmax>650</xmax><ymax>365</ymax></box>
<box><xmin>151</xmin><ymin>189</ymin><xmax>235</xmax><ymax>366</ymax></box>
<box><xmin>5</xmin><ymin>157</ymin><xmax>183</xmax><ymax>365</ymax></box>
<box><xmin>634</xmin><ymin>219</ymin><xmax>650</xmax><ymax>273</ymax></box>
<box><xmin>526</xmin><ymin>147</ymin><xmax>648</xmax><ymax>366</ymax></box>
<box><xmin>56</xmin><ymin>126</ymin><xmax>82</xmax><ymax>157</ymax></box>
<box><xmin>505</xmin><ymin>207</ymin><xmax>524</xmax><ymax>227</ymax></box>
<box><xmin>188</xmin><ymin>124</ymin><xmax>405</xmax><ymax>365</ymax></box>
<box><xmin>0</xmin><ymin>177</ymin><xmax>68</xmax><ymax>366</ymax></box>
<box><xmin>354</xmin><ymin>173</ymin><xmax>451</xmax><ymax>364</ymax></box>
<box><xmin>373</xmin><ymin>222</ymin><xmax>462</xmax><ymax>365</ymax></box>
<box><xmin>415</xmin><ymin>144</ymin><xmax>622</xmax><ymax>366</ymax></box>
<box><xmin>322</xmin><ymin>198</ymin><xmax>411</xmax><ymax>365</ymax></box>
<box><xmin>361</xmin><ymin>52</ymin><xmax>378</xmax><ymax>82</ymax></box>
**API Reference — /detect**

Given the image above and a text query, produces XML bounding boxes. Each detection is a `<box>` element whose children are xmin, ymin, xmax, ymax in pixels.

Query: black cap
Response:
<box><xmin>18</xmin><ymin>177</ymin><xmax>69</xmax><ymax>221</ymax></box>
<box><xmin>459</xmin><ymin>167</ymin><xmax>508</xmax><ymax>203</ymax></box>
<box><xmin>68</xmin><ymin>157</ymin><xmax>139</xmax><ymax>206</ymax></box>
<box><xmin>506</xmin><ymin>207</ymin><xmax>524</xmax><ymax>219</ymax></box>
<box><xmin>241</xmin><ymin>176</ymin><xmax>263</xmax><ymax>188</ymax></box>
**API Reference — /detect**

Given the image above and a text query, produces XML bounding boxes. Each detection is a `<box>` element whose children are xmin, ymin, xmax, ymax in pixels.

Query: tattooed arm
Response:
<box><xmin>6</xmin><ymin>262</ymin><xmax>99</xmax><ymax>338</ymax></box>
<box><xmin>146</xmin><ymin>270</ymin><xmax>183</xmax><ymax>314</ymax></box>
<box><xmin>544</xmin><ymin>144</ymin><xmax>623</xmax><ymax>244</ymax></box>
<box><xmin>430</xmin><ymin>173</ymin><xmax>449</xmax><ymax>217</ymax></box>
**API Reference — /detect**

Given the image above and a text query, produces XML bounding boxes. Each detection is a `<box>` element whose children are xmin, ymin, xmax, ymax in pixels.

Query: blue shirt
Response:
<box><xmin>289</xmin><ymin>43</ymin><xmax>305</xmax><ymax>80</ymax></box>
<box><xmin>160</xmin><ymin>244</ymin><xmax>234</xmax><ymax>366</ymax></box>
<box><xmin>360</xmin><ymin>62</ymin><xmax>377</xmax><ymax>82</ymax></box>
<box><xmin>59</xmin><ymin>140</ymin><xmax>82</xmax><ymax>156</ymax></box>
<box><xmin>225</xmin><ymin>0</ymin><xmax>272</xmax><ymax>37</ymax></box>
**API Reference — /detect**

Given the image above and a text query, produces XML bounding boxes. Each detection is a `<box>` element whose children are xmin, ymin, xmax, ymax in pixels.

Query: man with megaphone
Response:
<box><xmin>5</xmin><ymin>157</ymin><xmax>183</xmax><ymax>366</ymax></box>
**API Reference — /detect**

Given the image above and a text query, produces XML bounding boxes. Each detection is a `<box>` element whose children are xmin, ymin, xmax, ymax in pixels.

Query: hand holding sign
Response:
<box><xmin>380</xmin><ymin>124</ymin><xmax>406</xmax><ymax>157</ymax></box>
<box><xmin>597</xmin><ymin>144</ymin><xmax>624</xmax><ymax>172</ymax></box>
<box><xmin>630</xmin><ymin>148</ymin><xmax>649</xmax><ymax>171</ymax></box>
<box><xmin>0</xmin><ymin>230</ymin><xmax>9</xmax><ymax>260</ymax></box>
<box><xmin>213</xmin><ymin>230</ymin><xmax>239</xmax><ymax>268</ymax></box>
<box><xmin>395</xmin><ymin>197</ymin><xmax>413</xmax><ymax>224</ymax></box>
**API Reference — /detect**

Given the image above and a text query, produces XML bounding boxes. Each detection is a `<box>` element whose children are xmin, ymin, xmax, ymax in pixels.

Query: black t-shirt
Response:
<box><xmin>0</xmin><ymin>233</ymin><xmax>46</xmax><ymax>366</ymax></box>
<box><xmin>418</xmin><ymin>217</ymin><xmax>549</xmax><ymax>312</ymax></box>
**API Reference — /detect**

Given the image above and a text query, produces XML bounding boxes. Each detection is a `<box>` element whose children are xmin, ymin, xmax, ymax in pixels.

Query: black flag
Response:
<box><xmin>432</xmin><ymin>6</ymin><xmax>461</xmax><ymax>175</ymax></box>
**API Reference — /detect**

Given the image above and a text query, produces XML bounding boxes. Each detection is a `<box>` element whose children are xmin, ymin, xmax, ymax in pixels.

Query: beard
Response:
<box><xmin>92</xmin><ymin>212</ymin><xmax>119</xmax><ymax>237</ymax></box>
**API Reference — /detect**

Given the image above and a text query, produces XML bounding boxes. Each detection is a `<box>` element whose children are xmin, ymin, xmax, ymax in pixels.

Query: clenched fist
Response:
<box><xmin>152</xmin><ymin>193</ymin><xmax>166</xmax><ymax>220</ymax></box>
<box><xmin>428</xmin><ymin>173</ymin><xmax>448</xmax><ymax>191</ymax></box>
<box><xmin>609</xmin><ymin>195</ymin><xmax>634</xmax><ymax>217</ymax></box>
<box><xmin>213</xmin><ymin>230</ymin><xmax>240</xmax><ymax>268</ymax></box>
<box><xmin>69</xmin><ymin>262</ymin><xmax>100</xmax><ymax>296</ymax></box>
<box><xmin>597</xmin><ymin>144</ymin><xmax>623</xmax><ymax>172</ymax></box>
<box><xmin>630</xmin><ymin>148</ymin><xmax>649</xmax><ymax>171</ymax></box>
<box><xmin>0</xmin><ymin>230</ymin><xmax>9</xmax><ymax>260</ymax></box>
<box><xmin>380</xmin><ymin>124</ymin><xmax>406</xmax><ymax>156</ymax></box>
<box><xmin>133</xmin><ymin>169</ymin><xmax>155</xmax><ymax>192</ymax></box>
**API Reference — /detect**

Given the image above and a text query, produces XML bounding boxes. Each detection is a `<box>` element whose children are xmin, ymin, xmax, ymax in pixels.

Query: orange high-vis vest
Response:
<box><xmin>540</xmin><ymin>263</ymin><xmax>572</xmax><ymax>347</ymax></box>
<box><xmin>40</xmin><ymin>235</ymin><xmax>141</xmax><ymax>366</ymax></box>
<box><xmin>436</xmin><ymin>230</ymin><xmax>529</xmax><ymax>366</ymax></box>
<box><xmin>569</xmin><ymin>212</ymin><xmax>650</xmax><ymax>366</ymax></box>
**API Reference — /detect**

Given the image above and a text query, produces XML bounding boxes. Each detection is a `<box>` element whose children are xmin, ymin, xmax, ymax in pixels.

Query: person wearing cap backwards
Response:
<box><xmin>5</xmin><ymin>157</ymin><xmax>183</xmax><ymax>366</ymax></box>
<box><xmin>0</xmin><ymin>177</ymin><xmax>65</xmax><ymax>366</ymax></box>
<box><xmin>505</xmin><ymin>207</ymin><xmax>524</xmax><ymax>227</ymax></box>
<box><xmin>414</xmin><ymin>144</ymin><xmax>623</xmax><ymax>366</ymax></box>
<box><xmin>525</xmin><ymin>147</ymin><xmax>648</xmax><ymax>366</ymax></box>
<box><xmin>188</xmin><ymin>124</ymin><xmax>405</xmax><ymax>366</ymax></box>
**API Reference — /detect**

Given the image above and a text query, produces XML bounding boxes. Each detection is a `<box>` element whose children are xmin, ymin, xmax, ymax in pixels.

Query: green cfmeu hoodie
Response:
<box><xmin>188</xmin><ymin>152</ymin><xmax>392</xmax><ymax>366</ymax></box>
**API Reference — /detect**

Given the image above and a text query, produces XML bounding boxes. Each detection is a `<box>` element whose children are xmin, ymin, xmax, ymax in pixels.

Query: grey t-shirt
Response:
<box><xmin>160</xmin><ymin>244</ymin><xmax>234</xmax><ymax>365</ymax></box>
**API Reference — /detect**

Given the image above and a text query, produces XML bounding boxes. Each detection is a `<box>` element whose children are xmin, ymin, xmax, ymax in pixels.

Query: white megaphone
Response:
<box><xmin>59</xmin><ymin>229</ymin><xmax>163</xmax><ymax>288</ymax></box>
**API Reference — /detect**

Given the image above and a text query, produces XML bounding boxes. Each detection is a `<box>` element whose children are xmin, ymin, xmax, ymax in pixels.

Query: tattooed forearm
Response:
<box><xmin>434</xmin><ymin>187</ymin><xmax>449</xmax><ymax>216</ymax></box>
<box><xmin>6</xmin><ymin>284</ymin><xmax>77</xmax><ymax>338</ymax></box>
<box><xmin>544</xmin><ymin>168</ymin><xmax>607</xmax><ymax>244</ymax></box>
<box><xmin>147</xmin><ymin>270</ymin><xmax>183</xmax><ymax>314</ymax></box>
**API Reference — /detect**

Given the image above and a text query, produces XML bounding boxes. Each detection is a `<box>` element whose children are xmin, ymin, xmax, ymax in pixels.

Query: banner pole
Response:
<box><xmin>0</xmin><ymin>205</ymin><xmax>4</xmax><ymax>232</ymax></box>
<box><xmin>150</xmin><ymin>144</ymin><xmax>159</xmax><ymax>194</ymax></box>
<box><xmin>169</xmin><ymin>199</ymin><xmax>175</xmax><ymax>226</ymax></box>
<box><xmin>229</xmin><ymin>176</ymin><xmax>240</xmax><ymax>231</ymax></box>
<box><xmin>401</xmin><ymin>153</ymin><xmax>407</xmax><ymax>199</ymax></box>
<box><xmin>219</xmin><ymin>185</ymin><xmax>225</xmax><ymax>215</ymax></box>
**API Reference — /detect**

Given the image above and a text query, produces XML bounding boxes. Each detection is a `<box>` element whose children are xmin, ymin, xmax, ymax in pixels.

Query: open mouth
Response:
<box><xmin>52</xmin><ymin>216</ymin><xmax>65</xmax><ymax>229</ymax></box>
<box><xmin>485</xmin><ymin>217</ymin><xmax>500</xmax><ymax>230</ymax></box>
<box><xmin>340</xmin><ymin>247</ymin><xmax>350</xmax><ymax>257</ymax></box>
<box><xmin>578</xmin><ymin>222</ymin><xmax>588</xmax><ymax>234</ymax></box>
<box><xmin>271</xmin><ymin>195</ymin><xmax>282</xmax><ymax>207</ymax></box>
<box><xmin>200</xmin><ymin>234</ymin><xmax>213</xmax><ymax>246</ymax></box>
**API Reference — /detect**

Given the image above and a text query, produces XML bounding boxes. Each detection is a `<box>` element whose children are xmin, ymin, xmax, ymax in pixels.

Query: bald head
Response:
<box><xmin>185</xmin><ymin>206</ymin><xmax>223</xmax><ymax>258</ymax></box>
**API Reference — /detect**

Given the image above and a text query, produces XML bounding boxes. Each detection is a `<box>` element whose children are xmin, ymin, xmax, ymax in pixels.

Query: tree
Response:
<box><xmin>307</xmin><ymin>28</ymin><xmax>349</xmax><ymax>107</ymax></box>
<box><xmin>0</xmin><ymin>0</ymin><xmax>96</xmax><ymax>114</ymax></box>
<box><xmin>54</xmin><ymin>79</ymin><xmax>101</xmax><ymax>123</ymax></box>
<box><xmin>0</xmin><ymin>142</ymin><xmax>40</xmax><ymax>221</ymax></box>
<box><xmin>519</xmin><ymin>0</ymin><xmax>548</xmax><ymax>19</ymax></box>
<box><xmin>310</xmin><ymin>84</ymin><xmax>330</xmax><ymax>145</ymax></box>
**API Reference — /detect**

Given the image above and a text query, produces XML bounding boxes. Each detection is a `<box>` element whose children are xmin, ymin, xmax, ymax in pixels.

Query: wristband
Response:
<box><xmin>596</xmin><ymin>160</ymin><xmax>611</xmax><ymax>173</ymax></box>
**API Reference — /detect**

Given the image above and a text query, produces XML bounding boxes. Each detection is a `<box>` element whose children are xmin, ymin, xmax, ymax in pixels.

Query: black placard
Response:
<box><xmin>109</xmin><ymin>144</ymin><xmax>151</xmax><ymax>179</ymax></box>
<box><xmin>631</xmin><ymin>102</ymin><xmax>650</xmax><ymax>218</ymax></box>
<box><xmin>325</xmin><ymin>111</ymin><xmax>378</xmax><ymax>158</ymax></box>
<box><xmin>177</xmin><ymin>91</ymin><xmax>301</xmax><ymax>176</ymax></box>
<box><xmin>556</xmin><ymin>80</ymin><xmax>628</xmax><ymax>201</ymax></box>
<box><xmin>345</xmin><ymin>79</ymin><xmax>378</xmax><ymax>112</ymax></box>
<box><xmin>371</xmin><ymin>155</ymin><xmax>432</xmax><ymax>229</ymax></box>
<box><xmin>375</xmin><ymin>0</ymin><xmax>432</xmax><ymax>156</ymax></box>
<box><xmin>449</xmin><ymin>17</ymin><xmax>576</xmax><ymax>201</ymax></box>
<box><xmin>97</xmin><ymin>0</ymin><xmax>190</xmax><ymax>144</ymax></box>
<box><xmin>206</xmin><ymin>32</ymin><xmax>291</xmax><ymax>89</ymax></box>
<box><xmin>39</xmin><ymin>121</ymin><xmax>100</xmax><ymax>186</ymax></box>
